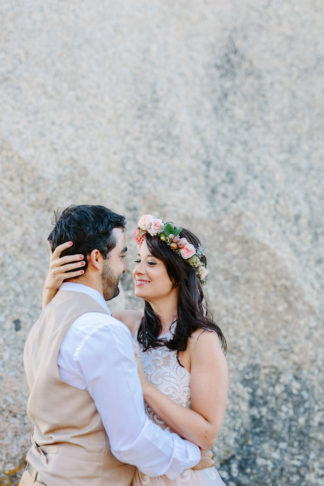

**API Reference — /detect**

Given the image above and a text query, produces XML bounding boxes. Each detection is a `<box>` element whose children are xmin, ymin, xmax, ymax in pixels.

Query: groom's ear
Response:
<box><xmin>87</xmin><ymin>249</ymin><xmax>104</xmax><ymax>272</ymax></box>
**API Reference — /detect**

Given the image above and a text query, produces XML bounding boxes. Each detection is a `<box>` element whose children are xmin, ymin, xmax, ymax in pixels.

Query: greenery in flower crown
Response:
<box><xmin>134</xmin><ymin>215</ymin><xmax>208</xmax><ymax>284</ymax></box>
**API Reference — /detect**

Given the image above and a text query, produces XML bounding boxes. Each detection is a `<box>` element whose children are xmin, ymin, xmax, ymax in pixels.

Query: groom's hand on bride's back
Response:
<box><xmin>192</xmin><ymin>449</ymin><xmax>214</xmax><ymax>470</ymax></box>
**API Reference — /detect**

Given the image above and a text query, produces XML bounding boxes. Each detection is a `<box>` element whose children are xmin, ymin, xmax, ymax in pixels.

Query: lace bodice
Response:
<box><xmin>138</xmin><ymin>324</ymin><xmax>191</xmax><ymax>430</ymax></box>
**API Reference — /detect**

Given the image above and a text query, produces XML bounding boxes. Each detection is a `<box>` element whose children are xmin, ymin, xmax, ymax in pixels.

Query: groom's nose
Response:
<box><xmin>122</xmin><ymin>259</ymin><xmax>127</xmax><ymax>274</ymax></box>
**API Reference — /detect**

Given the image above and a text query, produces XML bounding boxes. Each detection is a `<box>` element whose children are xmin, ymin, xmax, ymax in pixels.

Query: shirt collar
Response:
<box><xmin>60</xmin><ymin>282</ymin><xmax>111</xmax><ymax>314</ymax></box>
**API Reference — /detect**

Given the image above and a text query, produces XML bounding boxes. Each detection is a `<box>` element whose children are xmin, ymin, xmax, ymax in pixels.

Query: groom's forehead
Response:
<box><xmin>112</xmin><ymin>227</ymin><xmax>127</xmax><ymax>249</ymax></box>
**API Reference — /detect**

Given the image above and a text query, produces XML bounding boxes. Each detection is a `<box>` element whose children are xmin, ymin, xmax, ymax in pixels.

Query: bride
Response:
<box><xmin>43</xmin><ymin>215</ymin><xmax>228</xmax><ymax>485</ymax></box>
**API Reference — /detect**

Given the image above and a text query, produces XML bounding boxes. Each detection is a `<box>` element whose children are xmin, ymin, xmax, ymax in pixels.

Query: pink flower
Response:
<box><xmin>177</xmin><ymin>238</ymin><xmax>188</xmax><ymax>249</ymax></box>
<box><xmin>134</xmin><ymin>228</ymin><xmax>146</xmax><ymax>246</ymax></box>
<box><xmin>199</xmin><ymin>266</ymin><xmax>208</xmax><ymax>281</ymax></box>
<box><xmin>180</xmin><ymin>243</ymin><xmax>196</xmax><ymax>259</ymax></box>
<box><xmin>148</xmin><ymin>218</ymin><xmax>164</xmax><ymax>236</ymax></box>
<box><xmin>137</xmin><ymin>214</ymin><xmax>153</xmax><ymax>230</ymax></box>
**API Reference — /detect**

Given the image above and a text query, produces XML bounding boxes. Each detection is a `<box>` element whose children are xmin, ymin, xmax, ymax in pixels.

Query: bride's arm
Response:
<box><xmin>136</xmin><ymin>330</ymin><xmax>228</xmax><ymax>450</ymax></box>
<box><xmin>42</xmin><ymin>241</ymin><xmax>85</xmax><ymax>308</ymax></box>
<box><xmin>112</xmin><ymin>310</ymin><xmax>143</xmax><ymax>337</ymax></box>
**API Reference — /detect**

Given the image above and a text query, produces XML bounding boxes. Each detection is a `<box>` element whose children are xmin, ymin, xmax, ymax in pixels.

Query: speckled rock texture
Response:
<box><xmin>0</xmin><ymin>0</ymin><xmax>323</xmax><ymax>484</ymax></box>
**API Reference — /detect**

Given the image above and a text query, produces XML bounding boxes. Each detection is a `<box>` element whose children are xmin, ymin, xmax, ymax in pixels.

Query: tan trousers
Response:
<box><xmin>19</xmin><ymin>470</ymin><xmax>46</xmax><ymax>486</ymax></box>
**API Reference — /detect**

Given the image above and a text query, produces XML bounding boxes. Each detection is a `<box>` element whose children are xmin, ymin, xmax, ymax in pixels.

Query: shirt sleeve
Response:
<box><xmin>74</xmin><ymin>316</ymin><xmax>201</xmax><ymax>479</ymax></box>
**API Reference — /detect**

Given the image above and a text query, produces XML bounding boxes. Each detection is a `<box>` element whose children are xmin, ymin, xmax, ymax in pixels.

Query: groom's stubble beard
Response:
<box><xmin>101</xmin><ymin>260</ymin><xmax>120</xmax><ymax>301</ymax></box>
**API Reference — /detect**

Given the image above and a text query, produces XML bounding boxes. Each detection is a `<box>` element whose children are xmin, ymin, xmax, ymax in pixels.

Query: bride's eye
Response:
<box><xmin>147</xmin><ymin>261</ymin><xmax>157</xmax><ymax>265</ymax></box>
<box><xmin>134</xmin><ymin>259</ymin><xmax>141</xmax><ymax>263</ymax></box>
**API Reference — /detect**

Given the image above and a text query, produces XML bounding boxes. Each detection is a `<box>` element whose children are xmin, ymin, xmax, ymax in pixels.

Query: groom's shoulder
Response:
<box><xmin>61</xmin><ymin>311</ymin><xmax>134</xmax><ymax>361</ymax></box>
<box><xmin>70</xmin><ymin>311</ymin><xmax>133</xmax><ymax>341</ymax></box>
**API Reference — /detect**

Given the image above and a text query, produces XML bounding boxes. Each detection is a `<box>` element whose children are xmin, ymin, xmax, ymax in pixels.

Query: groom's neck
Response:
<box><xmin>66</xmin><ymin>273</ymin><xmax>103</xmax><ymax>296</ymax></box>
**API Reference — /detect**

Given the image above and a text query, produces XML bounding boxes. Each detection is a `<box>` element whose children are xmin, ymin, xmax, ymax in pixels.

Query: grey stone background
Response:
<box><xmin>0</xmin><ymin>0</ymin><xmax>323</xmax><ymax>484</ymax></box>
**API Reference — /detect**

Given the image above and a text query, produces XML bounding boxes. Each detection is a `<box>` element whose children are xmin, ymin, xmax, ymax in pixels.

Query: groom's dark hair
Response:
<box><xmin>48</xmin><ymin>205</ymin><xmax>126</xmax><ymax>273</ymax></box>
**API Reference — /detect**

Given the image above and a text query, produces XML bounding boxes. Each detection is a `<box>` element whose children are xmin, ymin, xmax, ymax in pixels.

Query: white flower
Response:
<box><xmin>137</xmin><ymin>214</ymin><xmax>153</xmax><ymax>231</ymax></box>
<box><xmin>148</xmin><ymin>218</ymin><xmax>164</xmax><ymax>236</ymax></box>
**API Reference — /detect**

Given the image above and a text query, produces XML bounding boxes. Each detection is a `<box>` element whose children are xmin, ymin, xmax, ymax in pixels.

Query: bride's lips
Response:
<box><xmin>135</xmin><ymin>279</ymin><xmax>150</xmax><ymax>286</ymax></box>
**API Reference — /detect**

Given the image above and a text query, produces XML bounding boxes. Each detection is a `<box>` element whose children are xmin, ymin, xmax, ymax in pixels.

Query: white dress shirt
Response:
<box><xmin>57</xmin><ymin>282</ymin><xmax>200</xmax><ymax>479</ymax></box>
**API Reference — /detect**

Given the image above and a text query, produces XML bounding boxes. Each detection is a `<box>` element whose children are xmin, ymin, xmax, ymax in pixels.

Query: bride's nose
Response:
<box><xmin>133</xmin><ymin>261</ymin><xmax>145</xmax><ymax>276</ymax></box>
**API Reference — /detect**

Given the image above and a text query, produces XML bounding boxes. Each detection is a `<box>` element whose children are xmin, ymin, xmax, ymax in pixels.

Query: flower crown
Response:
<box><xmin>134</xmin><ymin>214</ymin><xmax>208</xmax><ymax>284</ymax></box>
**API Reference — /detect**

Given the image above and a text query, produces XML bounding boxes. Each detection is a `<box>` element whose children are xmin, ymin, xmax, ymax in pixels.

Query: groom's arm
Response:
<box><xmin>59</xmin><ymin>313</ymin><xmax>201</xmax><ymax>479</ymax></box>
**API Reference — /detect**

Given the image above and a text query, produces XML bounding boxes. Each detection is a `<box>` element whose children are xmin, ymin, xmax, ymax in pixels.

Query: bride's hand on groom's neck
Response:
<box><xmin>42</xmin><ymin>241</ymin><xmax>85</xmax><ymax>308</ymax></box>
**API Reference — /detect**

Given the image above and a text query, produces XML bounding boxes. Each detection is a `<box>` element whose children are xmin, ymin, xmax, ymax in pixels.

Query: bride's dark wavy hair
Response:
<box><xmin>137</xmin><ymin>228</ymin><xmax>227</xmax><ymax>354</ymax></box>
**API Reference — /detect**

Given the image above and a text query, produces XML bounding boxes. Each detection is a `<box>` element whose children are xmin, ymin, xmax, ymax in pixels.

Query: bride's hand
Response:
<box><xmin>45</xmin><ymin>241</ymin><xmax>85</xmax><ymax>289</ymax></box>
<box><xmin>134</xmin><ymin>343</ymin><xmax>150</xmax><ymax>394</ymax></box>
<box><xmin>192</xmin><ymin>449</ymin><xmax>215</xmax><ymax>470</ymax></box>
<box><xmin>42</xmin><ymin>241</ymin><xmax>85</xmax><ymax>307</ymax></box>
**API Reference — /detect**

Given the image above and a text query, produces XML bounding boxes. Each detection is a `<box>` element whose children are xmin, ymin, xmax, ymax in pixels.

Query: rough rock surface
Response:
<box><xmin>0</xmin><ymin>0</ymin><xmax>323</xmax><ymax>484</ymax></box>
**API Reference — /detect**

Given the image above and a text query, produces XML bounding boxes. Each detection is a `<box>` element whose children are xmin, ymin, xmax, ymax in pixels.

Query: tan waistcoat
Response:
<box><xmin>24</xmin><ymin>289</ymin><xmax>136</xmax><ymax>486</ymax></box>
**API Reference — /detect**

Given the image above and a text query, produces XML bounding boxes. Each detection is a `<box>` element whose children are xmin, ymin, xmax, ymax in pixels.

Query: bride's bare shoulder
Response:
<box><xmin>112</xmin><ymin>310</ymin><xmax>143</xmax><ymax>336</ymax></box>
<box><xmin>188</xmin><ymin>328</ymin><xmax>226</xmax><ymax>360</ymax></box>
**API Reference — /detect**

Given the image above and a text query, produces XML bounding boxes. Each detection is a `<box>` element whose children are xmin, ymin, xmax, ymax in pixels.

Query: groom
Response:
<box><xmin>20</xmin><ymin>205</ymin><xmax>208</xmax><ymax>486</ymax></box>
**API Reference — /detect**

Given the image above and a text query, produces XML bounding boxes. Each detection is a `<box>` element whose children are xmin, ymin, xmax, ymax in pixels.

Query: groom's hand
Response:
<box><xmin>192</xmin><ymin>449</ymin><xmax>214</xmax><ymax>470</ymax></box>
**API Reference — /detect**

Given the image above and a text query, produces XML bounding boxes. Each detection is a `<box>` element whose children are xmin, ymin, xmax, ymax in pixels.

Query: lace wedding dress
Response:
<box><xmin>133</xmin><ymin>326</ymin><xmax>226</xmax><ymax>486</ymax></box>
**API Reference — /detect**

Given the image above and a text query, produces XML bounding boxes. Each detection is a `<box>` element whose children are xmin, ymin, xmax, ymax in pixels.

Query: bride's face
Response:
<box><xmin>133</xmin><ymin>239</ymin><xmax>176</xmax><ymax>302</ymax></box>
